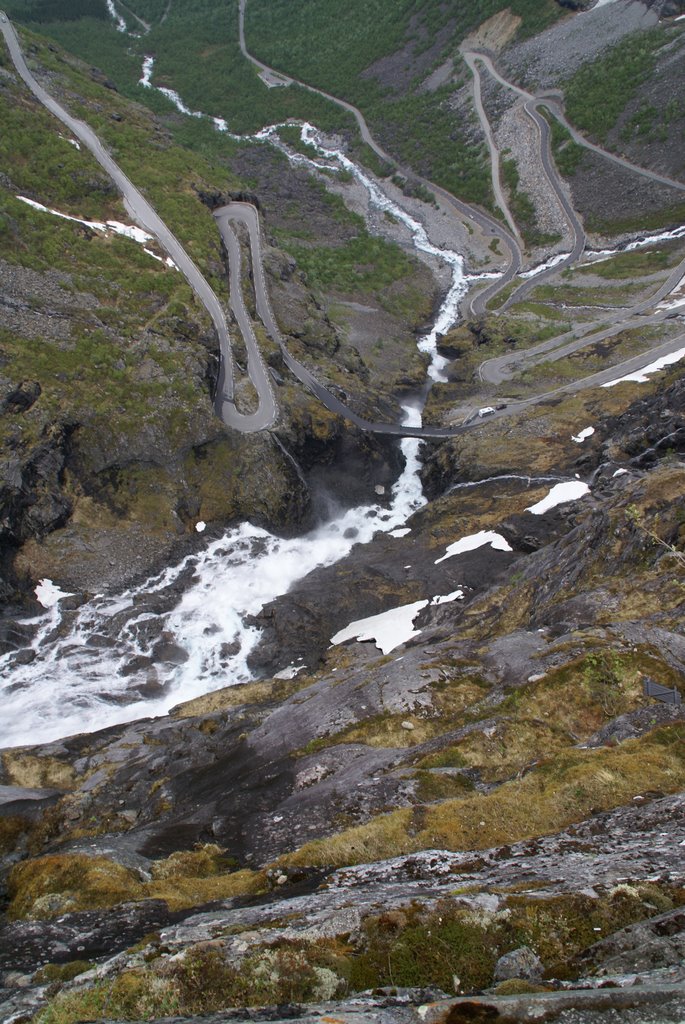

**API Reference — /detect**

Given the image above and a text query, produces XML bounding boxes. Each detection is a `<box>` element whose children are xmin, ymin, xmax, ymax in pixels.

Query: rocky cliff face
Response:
<box><xmin>1</xmin><ymin>369</ymin><xmax>684</xmax><ymax>1022</ymax></box>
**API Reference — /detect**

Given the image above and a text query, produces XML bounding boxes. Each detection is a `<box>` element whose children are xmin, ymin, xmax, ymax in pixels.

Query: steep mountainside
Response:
<box><xmin>0</xmin><ymin>0</ymin><xmax>684</xmax><ymax>1022</ymax></box>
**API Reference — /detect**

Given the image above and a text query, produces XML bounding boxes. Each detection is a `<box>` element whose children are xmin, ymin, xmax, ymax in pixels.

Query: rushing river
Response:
<box><xmin>0</xmin><ymin>406</ymin><xmax>427</xmax><ymax>748</ymax></box>
<box><xmin>0</xmin><ymin>70</ymin><xmax>480</xmax><ymax>747</ymax></box>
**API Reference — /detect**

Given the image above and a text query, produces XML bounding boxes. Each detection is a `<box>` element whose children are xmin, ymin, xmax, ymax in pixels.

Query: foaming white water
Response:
<box><xmin>0</xmin><ymin>73</ymin><xmax>467</xmax><ymax>749</ymax></box>
<box><xmin>106</xmin><ymin>0</ymin><xmax>127</xmax><ymax>33</ymax></box>
<box><xmin>139</xmin><ymin>57</ymin><xmax>233</xmax><ymax>134</ymax></box>
<box><xmin>520</xmin><ymin>253</ymin><xmax>571</xmax><ymax>279</ymax></box>
<box><xmin>257</xmin><ymin>122</ymin><xmax>471</xmax><ymax>382</ymax></box>
<box><xmin>585</xmin><ymin>224</ymin><xmax>685</xmax><ymax>265</ymax></box>
<box><xmin>135</xmin><ymin>63</ymin><xmax>472</xmax><ymax>379</ymax></box>
<box><xmin>0</xmin><ymin>408</ymin><xmax>425</xmax><ymax>748</ymax></box>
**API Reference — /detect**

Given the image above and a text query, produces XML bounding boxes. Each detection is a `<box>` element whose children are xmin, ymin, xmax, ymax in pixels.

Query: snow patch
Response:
<box><xmin>613</xmin><ymin>468</ymin><xmax>628</xmax><ymax>477</ymax></box>
<box><xmin>571</xmin><ymin>426</ymin><xmax>595</xmax><ymax>443</ymax></box>
<box><xmin>195</xmin><ymin>521</ymin><xmax>206</xmax><ymax>533</ymax></box>
<box><xmin>35</xmin><ymin>579</ymin><xmax>73</xmax><ymax>609</ymax></box>
<box><xmin>331</xmin><ymin>600</ymin><xmax>429</xmax><ymax>655</ymax></box>
<box><xmin>274</xmin><ymin>664</ymin><xmax>306</xmax><ymax>680</ymax></box>
<box><xmin>431</xmin><ymin>589</ymin><xmax>465</xmax><ymax>605</ymax></box>
<box><xmin>525</xmin><ymin>481</ymin><xmax>590</xmax><ymax>515</ymax></box>
<box><xmin>602</xmin><ymin>347</ymin><xmax>685</xmax><ymax>387</ymax></box>
<box><xmin>390</xmin><ymin>527</ymin><xmax>411</xmax><ymax>538</ymax></box>
<box><xmin>435</xmin><ymin>531</ymin><xmax>512</xmax><ymax>564</ymax></box>
<box><xmin>16</xmin><ymin>196</ymin><xmax>178</xmax><ymax>269</ymax></box>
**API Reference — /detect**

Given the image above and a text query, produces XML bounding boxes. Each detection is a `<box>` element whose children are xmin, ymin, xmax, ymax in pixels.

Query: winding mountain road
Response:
<box><xmin>238</xmin><ymin>0</ymin><xmax>522</xmax><ymax>320</ymax></box>
<box><xmin>4</xmin><ymin>7</ymin><xmax>684</xmax><ymax>444</ymax></box>
<box><xmin>0</xmin><ymin>12</ymin><xmax>277</xmax><ymax>432</ymax></box>
<box><xmin>472</xmin><ymin>51</ymin><xmax>685</xmax><ymax>196</ymax></box>
<box><xmin>462</xmin><ymin>51</ymin><xmax>521</xmax><ymax>244</ymax></box>
<box><xmin>220</xmin><ymin>201</ymin><xmax>685</xmax><ymax>439</ymax></box>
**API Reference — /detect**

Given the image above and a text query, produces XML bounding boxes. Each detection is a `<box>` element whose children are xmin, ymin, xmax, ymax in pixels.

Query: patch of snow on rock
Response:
<box><xmin>35</xmin><ymin>579</ymin><xmax>73</xmax><ymax>609</ymax></box>
<box><xmin>525</xmin><ymin>481</ymin><xmax>590</xmax><ymax>515</ymax></box>
<box><xmin>274</xmin><ymin>664</ymin><xmax>306</xmax><ymax>680</ymax></box>
<box><xmin>571</xmin><ymin>426</ymin><xmax>595</xmax><ymax>443</ymax></box>
<box><xmin>15</xmin><ymin>197</ymin><xmax>180</xmax><ymax>270</ymax></box>
<box><xmin>331</xmin><ymin>600</ymin><xmax>429</xmax><ymax>655</ymax></box>
<box><xmin>431</xmin><ymin>590</ymin><xmax>465</xmax><ymax>605</ymax></box>
<box><xmin>195</xmin><ymin>521</ymin><xmax>206</xmax><ymax>533</ymax></box>
<box><xmin>435</xmin><ymin>531</ymin><xmax>512</xmax><ymax>564</ymax></box>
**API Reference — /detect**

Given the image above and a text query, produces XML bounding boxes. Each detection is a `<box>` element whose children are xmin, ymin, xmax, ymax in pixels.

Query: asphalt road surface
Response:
<box><xmin>0</xmin><ymin>12</ymin><xmax>278</xmax><ymax>433</ymax></box>
<box><xmin>220</xmin><ymin>203</ymin><xmax>685</xmax><ymax>439</ymax></box>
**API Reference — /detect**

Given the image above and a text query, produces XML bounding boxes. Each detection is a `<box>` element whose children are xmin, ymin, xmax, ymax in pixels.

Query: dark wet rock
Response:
<box><xmin>493</xmin><ymin>946</ymin><xmax>544</xmax><ymax>982</ymax></box>
<box><xmin>2</xmin><ymin>380</ymin><xmax>41</xmax><ymax>414</ymax></box>
<box><xmin>0</xmin><ymin>618</ymin><xmax>34</xmax><ymax>655</ymax></box>
<box><xmin>8</xmin><ymin>647</ymin><xmax>35</xmax><ymax>666</ymax></box>
<box><xmin>119</xmin><ymin>655</ymin><xmax>155</xmax><ymax>677</ymax></box>
<box><xmin>151</xmin><ymin>640</ymin><xmax>189</xmax><ymax>665</ymax></box>
<box><xmin>0</xmin><ymin>900</ymin><xmax>174</xmax><ymax>973</ymax></box>
<box><xmin>86</xmin><ymin>634</ymin><xmax>117</xmax><ymax>649</ymax></box>
<box><xmin>0</xmin><ymin>422</ymin><xmax>75</xmax><ymax>544</ymax></box>
<box><xmin>0</xmin><ymin>785</ymin><xmax>63</xmax><ymax>817</ymax></box>
<box><xmin>247</xmin><ymin>521</ymin><xmax>517</xmax><ymax>676</ymax></box>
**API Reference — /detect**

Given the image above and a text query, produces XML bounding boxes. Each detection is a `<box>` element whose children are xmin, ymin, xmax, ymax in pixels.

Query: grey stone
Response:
<box><xmin>494</xmin><ymin>945</ymin><xmax>544</xmax><ymax>982</ymax></box>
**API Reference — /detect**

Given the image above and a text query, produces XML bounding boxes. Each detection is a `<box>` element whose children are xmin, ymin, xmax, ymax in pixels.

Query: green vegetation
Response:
<box><xmin>546</xmin><ymin>113</ymin><xmax>585</xmax><ymax>177</ymax></box>
<box><xmin>501</xmin><ymin>154</ymin><xmax>561</xmax><ymax>249</ymax></box>
<box><xmin>574</xmin><ymin>245</ymin><xmax>682</xmax><ymax>279</ymax></box>
<box><xmin>3</xmin><ymin>0</ymin><xmax>106</xmax><ymax>22</ymax></box>
<box><xmin>8</xmin><ymin>0</ymin><xmax>561</xmax><ymax>206</ymax></box>
<box><xmin>247</xmin><ymin>0</ymin><xmax>561</xmax><ymax>106</ymax></box>
<box><xmin>32</xmin><ymin>883</ymin><xmax>685</xmax><ymax>1021</ymax></box>
<box><xmin>285</xmin><ymin>230</ymin><xmax>413</xmax><ymax>298</ymax></box>
<box><xmin>565</xmin><ymin>28</ymin><xmax>669</xmax><ymax>142</ymax></box>
<box><xmin>379</xmin><ymin>87</ymin><xmax>492</xmax><ymax>206</ymax></box>
<box><xmin>586</xmin><ymin>200</ymin><xmax>685</xmax><ymax>236</ymax></box>
<box><xmin>33</xmin><ymin>942</ymin><xmax>348</xmax><ymax>1023</ymax></box>
<box><xmin>275</xmin><ymin>124</ymin><xmax>321</xmax><ymax>158</ymax></box>
<box><xmin>621</xmin><ymin>97</ymin><xmax>685</xmax><ymax>146</ymax></box>
<box><xmin>34</xmin><ymin>962</ymin><xmax>93</xmax><ymax>985</ymax></box>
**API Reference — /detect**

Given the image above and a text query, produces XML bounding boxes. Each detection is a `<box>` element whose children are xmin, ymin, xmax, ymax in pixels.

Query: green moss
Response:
<box><xmin>35</xmin><ymin>943</ymin><xmax>346</xmax><ymax>1023</ymax></box>
<box><xmin>414</xmin><ymin>770</ymin><xmax>475</xmax><ymax>802</ymax></box>
<box><xmin>34</xmin><ymin>961</ymin><xmax>93</xmax><ymax>985</ymax></box>
<box><xmin>494</xmin><ymin>979</ymin><xmax>548</xmax><ymax>995</ymax></box>
<box><xmin>7</xmin><ymin>852</ymin><xmax>264</xmax><ymax>920</ymax></box>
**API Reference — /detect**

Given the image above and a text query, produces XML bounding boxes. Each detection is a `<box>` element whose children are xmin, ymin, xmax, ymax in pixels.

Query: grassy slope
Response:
<box><xmin>564</xmin><ymin>28</ymin><xmax>671</xmax><ymax>143</ymax></box>
<box><xmin>8</xmin><ymin>0</ymin><xmax>560</xmax><ymax>208</ymax></box>
<box><xmin>0</xmin><ymin>27</ymin><xmax>290</xmax><ymax>542</ymax></box>
<box><xmin>0</xmin><ymin>37</ymin><xmax>214</xmax><ymax>443</ymax></box>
